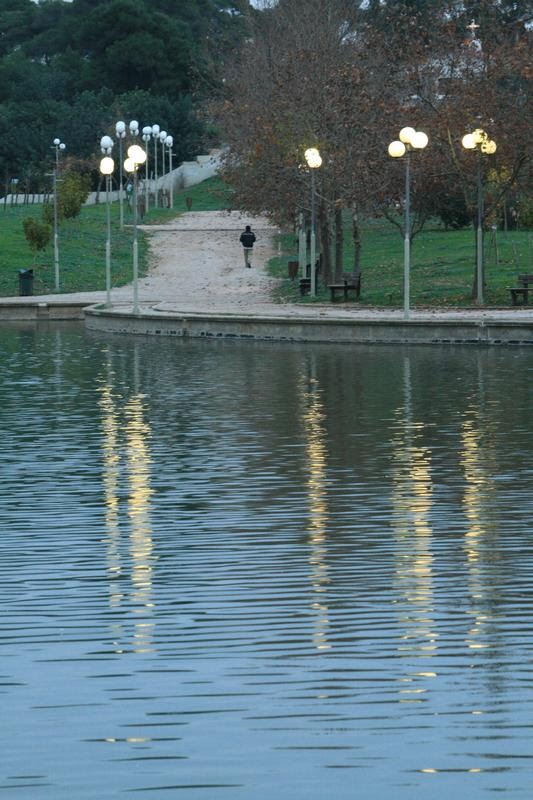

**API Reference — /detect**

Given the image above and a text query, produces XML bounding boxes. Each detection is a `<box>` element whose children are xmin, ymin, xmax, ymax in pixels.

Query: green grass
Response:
<box><xmin>272</xmin><ymin>217</ymin><xmax>533</xmax><ymax>307</ymax></box>
<box><xmin>1</xmin><ymin>177</ymin><xmax>531</xmax><ymax>306</ymax></box>
<box><xmin>0</xmin><ymin>176</ymin><xmax>231</xmax><ymax>297</ymax></box>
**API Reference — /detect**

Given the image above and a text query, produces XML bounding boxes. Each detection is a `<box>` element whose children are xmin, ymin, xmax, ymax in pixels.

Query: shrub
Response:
<box><xmin>58</xmin><ymin>171</ymin><xmax>91</xmax><ymax>220</ymax></box>
<box><xmin>22</xmin><ymin>217</ymin><xmax>51</xmax><ymax>262</ymax></box>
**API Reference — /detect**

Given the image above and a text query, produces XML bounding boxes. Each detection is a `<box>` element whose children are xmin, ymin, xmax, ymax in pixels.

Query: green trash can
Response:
<box><xmin>18</xmin><ymin>269</ymin><xmax>34</xmax><ymax>296</ymax></box>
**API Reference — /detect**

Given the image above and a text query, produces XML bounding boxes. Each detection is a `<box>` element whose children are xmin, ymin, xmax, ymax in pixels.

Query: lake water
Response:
<box><xmin>1</xmin><ymin>323</ymin><xmax>533</xmax><ymax>799</ymax></box>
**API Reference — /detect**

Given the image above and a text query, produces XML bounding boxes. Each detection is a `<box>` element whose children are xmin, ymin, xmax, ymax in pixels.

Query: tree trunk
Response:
<box><xmin>351</xmin><ymin>205</ymin><xmax>362</xmax><ymax>280</ymax></box>
<box><xmin>334</xmin><ymin>198</ymin><xmax>343</xmax><ymax>281</ymax></box>
<box><xmin>319</xmin><ymin>202</ymin><xmax>332</xmax><ymax>287</ymax></box>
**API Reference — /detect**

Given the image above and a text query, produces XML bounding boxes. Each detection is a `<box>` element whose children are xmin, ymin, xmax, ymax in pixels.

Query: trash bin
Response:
<box><xmin>18</xmin><ymin>268</ymin><xmax>34</xmax><ymax>297</ymax></box>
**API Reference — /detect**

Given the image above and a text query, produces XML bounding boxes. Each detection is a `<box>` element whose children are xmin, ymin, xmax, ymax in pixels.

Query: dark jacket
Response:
<box><xmin>240</xmin><ymin>231</ymin><xmax>256</xmax><ymax>248</ymax></box>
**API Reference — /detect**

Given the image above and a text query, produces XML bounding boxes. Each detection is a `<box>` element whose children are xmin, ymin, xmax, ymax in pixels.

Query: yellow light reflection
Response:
<box><xmin>391</xmin><ymin>359</ymin><xmax>438</xmax><ymax>669</ymax></box>
<box><xmin>98</xmin><ymin>382</ymin><xmax>124</xmax><ymax>618</ymax></box>
<box><xmin>301</xmin><ymin>374</ymin><xmax>331</xmax><ymax>651</ymax></box>
<box><xmin>125</xmin><ymin>394</ymin><xmax>155</xmax><ymax>654</ymax></box>
<box><xmin>460</xmin><ymin>409</ymin><xmax>497</xmax><ymax>652</ymax></box>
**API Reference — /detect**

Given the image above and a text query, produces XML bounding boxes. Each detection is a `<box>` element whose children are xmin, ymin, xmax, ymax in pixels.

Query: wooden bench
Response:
<box><xmin>508</xmin><ymin>274</ymin><xmax>533</xmax><ymax>306</ymax></box>
<box><xmin>328</xmin><ymin>273</ymin><xmax>361</xmax><ymax>302</ymax></box>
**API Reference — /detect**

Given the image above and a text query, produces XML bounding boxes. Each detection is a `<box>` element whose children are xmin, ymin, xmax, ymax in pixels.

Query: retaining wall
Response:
<box><xmin>84</xmin><ymin>306</ymin><xmax>533</xmax><ymax>346</ymax></box>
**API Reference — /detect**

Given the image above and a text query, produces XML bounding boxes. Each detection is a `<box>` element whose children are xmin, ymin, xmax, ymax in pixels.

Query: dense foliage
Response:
<box><xmin>0</xmin><ymin>0</ymin><xmax>247</xmax><ymax>185</ymax></box>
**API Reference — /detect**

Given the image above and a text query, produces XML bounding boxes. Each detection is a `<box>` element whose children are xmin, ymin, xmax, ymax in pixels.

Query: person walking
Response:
<box><xmin>239</xmin><ymin>224</ymin><xmax>256</xmax><ymax>268</ymax></box>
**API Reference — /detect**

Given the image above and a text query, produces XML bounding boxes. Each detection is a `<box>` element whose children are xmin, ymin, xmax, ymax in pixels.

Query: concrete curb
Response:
<box><xmin>84</xmin><ymin>304</ymin><xmax>533</xmax><ymax>346</ymax></box>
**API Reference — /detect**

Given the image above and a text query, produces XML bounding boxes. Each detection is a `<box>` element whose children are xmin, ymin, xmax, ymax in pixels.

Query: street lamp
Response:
<box><xmin>52</xmin><ymin>137</ymin><xmax>66</xmax><ymax>292</ymax></box>
<box><xmin>388</xmin><ymin>126</ymin><xmax>429</xmax><ymax>319</ymax></box>
<box><xmin>100</xmin><ymin>135</ymin><xmax>114</xmax><ymax>309</ymax></box>
<box><xmin>142</xmin><ymin>126</ymin><xmax>152</xmax><ymax>212</ymax></box>
<box><xmin>159</xmin><ymin>130</ymin><xmax>167</xmax><ymax>205</ymax></box>
<box><xmin>115</xmin><ymin>121</ymin><xmax>126</xmax><ymax>228</ymax></box>
<box><xmin>151</xmin><ymin>123</ymin><xmax>160</xmax><ymax>206</ymax></box>
<box><xmin>462</xmin><ymin>128</ymin><xmax>497</xmax><ymax>305</ymax></box>
<box><xmin>304</xmin><ymin>147</ymin><xmax>322</xmax><ymax>297</ymax></box>
<box><xmin>165</xmin><ymin>135</ymin><xmax>174</xmax><ymax>208</ymax></box>
<box><xmin>124</xmin><ymin>144</ymin><xmax>147</xmax><ymax>315</ymax></box>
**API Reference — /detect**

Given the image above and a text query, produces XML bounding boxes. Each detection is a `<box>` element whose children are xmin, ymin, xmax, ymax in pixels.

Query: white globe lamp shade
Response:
<box><xmin>142</xmin><ymin>126</ymin><xmax>152</xmax><ymax>136</ymax></box>
<box><xmin>165</xmin><ymin>135</ymin><xmax>173</xmax><ymax>147</ymax></box>
<box><xmin>388</xmin><ymin>140</ymin><xmax>406</xmax><ymax>158</ymax></box>
<box><xmin>482</xmin><ymin>139</ymin><xmax>497</xmax><ymax>154</ymax></box>
<box><xmin>100</xmin><ymin>135</ymin><xmax>113</xmax><ymax>150</ymax></box>
<box><xmin>128</xmin><ymin>144</ymin><xmax>146</xmax><ymax>165</ymax></box>
<box><xmin>399</xmin><ymin>127</ymin><xmax>416</xmax><ymax>144</ymax></box>
<box><xmin>159</xmin><ymin>130</ymin><xmax>167</xmax><ymax>141</ymax></box>
<box><xmin>59</xmin><ymin>143</ymin><xmax>66</xmax><ymax>150</ymax></box>
<box><xmin>473</xmin><ymin>128</ymin><xmax>485</xmax><ymax>144</ymax></box>
<box><xmin>116</xmin><ymin>120</ymin><xmax>126</xmax><ymax>134</ymax></box>
<box><xmin>124</xmin><ymin>157</ymin><xmax>136</xmax><ymax>173</ymax></box>
<box><xmin>100</xmin><ymin>156</ymin><xmax>114</xmax><ymax>175</ymax></box>
<box><xmin>129</xmin><ymin>120</ymin><xmax>139</xmax><ymax>134</ymax></box>
<box><xmin>53</xmin><ymin>138</ymin><xmax>60</xmax><ymax>146</ymax></box>
<box><xmin>462</xmin><ymin>133</ymin><xmax>476</xmax><ymax>150</ymax></box>
<box><xmin>304</xmin><ymin>147</ymin><xmax>322</xmax><ymax>168</ymax></box>
<box><xmin>152</xmin><ymin>124</ymin><xmax>160</xmax><ymax>136</ymax></box>
<box><xmin>411</xmin><ymin>131</ymin><xmax>428</xmax><ymax>149</ymax></box>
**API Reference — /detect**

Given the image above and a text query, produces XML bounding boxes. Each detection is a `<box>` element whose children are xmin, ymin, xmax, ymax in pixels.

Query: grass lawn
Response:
<box><xmin>1</xmin><ymin>175</ymin><xmax>531</xmax><ymax>307</ymax></box>
<box><xmin>0</xmin><ymin>177</ymin><xmax>232</xmax><ymax>297</ymax></box>
<box><xmin>272</xmin><ymin>217</ymin><xmax>533</xmax><ymax>307</ymax></box>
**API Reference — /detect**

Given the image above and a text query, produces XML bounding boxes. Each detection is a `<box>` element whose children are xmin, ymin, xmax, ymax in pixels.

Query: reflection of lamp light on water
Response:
<box><xmin>125</xmin><ymin>394</ymin><xmax>155</xmax><ymax>654</ymax></box>
<box><xmin>391</xmin><ymin>359</ymin><xmax>437</xmax><ymax>664</ymax></box>
<box><xmin>301</xmin><ymin>369</ymin><xmax>331</xmax><ymax>652</ymax></box>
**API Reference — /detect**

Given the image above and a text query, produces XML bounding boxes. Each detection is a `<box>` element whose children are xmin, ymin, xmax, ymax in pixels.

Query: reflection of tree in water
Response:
<box><xmin>300</xmin><ymin>368</ymin><xmax>331</xmax><ymax>652</ymax></box>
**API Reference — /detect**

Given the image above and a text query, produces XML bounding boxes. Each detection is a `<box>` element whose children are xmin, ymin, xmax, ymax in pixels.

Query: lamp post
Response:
<box><xmin>151</xmin><ymin>124</ymin><xmax>160</xmax><ymax>206</ymax></box>
<box><xmin>142</xmin><ymin>126</ymin><xmax>152</xmax><ymax>212</ymax></box>
<box><xmin>462</xmin><ymin>128</ymin><xmax>497</xmax><ymax>306</ymax></box>
<box><xmin>304</xmin><ymin>147</ymin><xmax>322</xmax><ymax>297</ymax></box>
<box><xmin>52</xmin><ymin>137</ymin><xmax>66</xmax><ymax>292</ymax></box>
<box><xmin>100</xmin><ymin>135</ymin><xmax>114</xmax><ymax>309</ymax></box>
<box><xmin>115</xmin><ymin>121</ymin><xmax>126</xmax><ymax>228</ymax></box>
<box><xmin>388</xmin><ymin>127</ymin><xmax>429</xmax><ymax>320</ymax></box>
<box><xmin>124</xmin><ymin>144</ymin><xmax>147</xmax><ymax>315</ymax></box>
<box><xmin>158</xmin><ymin>130</ymin><xmax>167</xmax><ymax>205</ymax></box>
<box><xmin>165</xmin><ymin>135</ymin><xmax>174</xmax><ymax>208</ymax></box>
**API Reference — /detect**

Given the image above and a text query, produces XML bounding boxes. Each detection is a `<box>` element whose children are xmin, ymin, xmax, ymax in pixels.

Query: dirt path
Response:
<box><xmin>131</xmin><ymin>210</ymin><xmax>281</xmax><ymax>309</ymax></box>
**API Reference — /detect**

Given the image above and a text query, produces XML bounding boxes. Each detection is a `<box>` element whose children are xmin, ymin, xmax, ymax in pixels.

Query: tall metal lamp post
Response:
<box><xmin>115</xmin><ymin>121</ymin><xmax>126</xmax><ymax>228</ymax></box>
<box><xmin>151</xmin><ymin>124</ymin><xmax>160</xmax><ymax>206</ymax></box>
<box><xmin>124</xmin><ymin>144</ymin><xmax>147</xmax><ymax>315</ymax></box>
<box><xmin>461</xmin><ymin>128</ymin><xmax>497</xmax><ymax>306</ymax></box>
<box><xmin>388</xmin><ymin>127</ymin><xmax>429</xmax><ymax>320</ymax></box>
<box><xmin>304</xmin><ymin>147</ymin><xmax>322</xmax><ymax>297</ymax></box>
<box><xmin>142</xmin><ymin>126</ymin><xmax>152</xmax><ymax>212</ymax></box>
<box><xmin>99</xmin><ymin>135</ymin><xmax>114</xmax><ymax>308</ymax></box>
<box><xmin>165</xmin><ymin>135</ymin><xmax>174</xmax><ymax>208</ymax></box>
<box><xmin>158</xmin><ymin>130</ymin><xmax>167</xmax><ymax>204</ymax></box>
<box><xmin>52</xmin><ymin>137</ymin><xmax>66</xmax><ymax>292</ymax></box>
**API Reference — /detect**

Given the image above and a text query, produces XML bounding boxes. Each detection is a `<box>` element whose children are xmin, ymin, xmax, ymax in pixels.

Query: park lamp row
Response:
<box><xmin>99</xmin><ymin>139</ymin><xmax>147</xmax><ymax>175</ymax></box>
